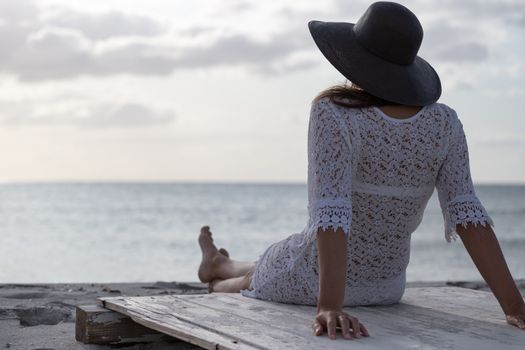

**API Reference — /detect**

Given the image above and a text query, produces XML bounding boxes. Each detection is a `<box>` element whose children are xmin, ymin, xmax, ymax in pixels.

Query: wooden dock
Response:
<box><xmin>80</xmin><ymin>287</ymin><xmax>525</xmax><ymax>349</ymax></box>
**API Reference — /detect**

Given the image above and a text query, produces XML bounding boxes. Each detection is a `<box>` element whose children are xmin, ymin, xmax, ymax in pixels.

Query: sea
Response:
<box><xmin>0</xmin><ymin>183</ymin><xmax>523</xmax><ymax>283</ymax></box>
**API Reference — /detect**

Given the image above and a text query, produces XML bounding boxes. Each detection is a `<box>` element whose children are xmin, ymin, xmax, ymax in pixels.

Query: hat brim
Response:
<box><xmin>308</xmin><ymin>20</ymin><xmax>441</xmax><ymax>106</ymax></box>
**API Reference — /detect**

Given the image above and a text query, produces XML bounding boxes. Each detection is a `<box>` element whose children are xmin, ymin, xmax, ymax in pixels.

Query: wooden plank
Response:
<box><xmin>99</xmin><ymin>287</ymin><xmax>525</xmax><ymax>350</ymax></box>
<box><xmin>187</xmin><ymin>292</ymin><xmax>525</xmax><ymax>350</ymax></box>
<box><xmin>219</xmin><ymin>286</ymin><xmax>502</xmax><ymax>324</ymax></box>
<box><xmin>98</xmin><ymin>296</ymin><xmax>255</xmax><ymax>350</ymax></box>
<box><xmin>100</xmin><ymin>295</ymin><xmax>322</xmax><ymax>350</ymax></box>
<box><xmin>75</xmin><ymin>304</ymin><xmax>173</xmax><ymax>344</ymax></box>
<box><xmin>177</xmin><ymin>293</ymin><xmax>373</xmax><ymax>349</ymax></box>
<box><xmin>219</xmin><ymin>286</ymin><xmax>505</xmax><ymax>325</ymax></box>
<box><xmin>402</xmin><ymin>287</ymin><xmax>503</xmax><ymax>323</ymax></box>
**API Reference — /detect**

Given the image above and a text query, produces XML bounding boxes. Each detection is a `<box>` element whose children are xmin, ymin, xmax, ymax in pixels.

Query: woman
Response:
<box><xmin>197</xmin><ymin>1</ymin><xmax>525</xmax><ymax>341</ymax></box>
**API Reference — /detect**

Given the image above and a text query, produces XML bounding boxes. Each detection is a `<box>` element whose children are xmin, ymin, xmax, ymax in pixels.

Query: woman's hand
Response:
<box><xmin>312</xmin><ymin>307</ymin><xmax>370</xmax><ymax>340</ymax></box>
<box><xmin>505</xmin><ymin>303</ymin><xmax>525</xmax><ymax>330</ymax></box>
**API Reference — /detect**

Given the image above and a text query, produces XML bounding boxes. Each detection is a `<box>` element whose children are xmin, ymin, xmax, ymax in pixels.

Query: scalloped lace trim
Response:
<box><xmin>443</xmin><ymin>194</ymin><xmax>495</xmax><ymax>242</ymax></box>
<box><xmin>307</xmin><ymin>200</ymin><xmax>352</xmax><ymax>242</ymax></box>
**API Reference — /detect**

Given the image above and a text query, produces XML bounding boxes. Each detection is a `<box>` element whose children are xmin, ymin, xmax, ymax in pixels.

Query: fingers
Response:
<box><xmin>327</xmin><ymin>315</ymin><xmax>337</xmax><ymax>340</ymax></box>
<box><xmin>314</xmin><ymin>312</ymin><xmax>371</xmax><ymax>340</ymax></box>
<box><xmin>312</xmin><ymin>320</ymin><xmax>323</xmax><ymax>336</ymax></box>
<box><xmin>338</xmin><ymin>315</ymin><xmax>353</xmax><ymax>340</ymax></box>
<box><xmin>344</xmin><ymin>316</ymin><xmax>359</xmax><ymax>338</ymax></box>
<box><xmin>360</xmin><ymin>322</ymin><xmax>371</xmax><ymax>337</ymax></box>
<box><xmin>506</xmin><ymin>315</ymin><xmax>525</xmax><ymax>330</ymax></box>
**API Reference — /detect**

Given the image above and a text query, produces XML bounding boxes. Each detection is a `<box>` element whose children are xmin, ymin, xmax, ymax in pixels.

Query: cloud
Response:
<box><xmin>437</xmin><ymin>0</ymin><xmax>525</xmax><ymax>23</ymax></box>
<box><xmin>0</xmin><ymin>1</ymin><xmax>314</xmax><ymax>81</ymax></box>
<box><xmin>0</xmin><ymin>32</ymin><xmax>311</xmax><ymax>81</ymax></box>
<box><xmin>80</xmin><ymin>103</ymin><xmax>175</xmax><ymax>128</ymax></box>
<box><xmin>251</xmin><ymin>58</ymin><xmax>318</xmax><ymax>76</ymax></box>
<box><xmin>46</xmin><ymin>10</ymin><xmax>163</xmax><ymax>40</ymax></box>
<box><xmin>227</xmin><ymin>0</ymin><xmax>254</xmax><ymax>13</ymax></box>
<box><xmin>173</xmin><ymin>33</ymin><xmax>309</xmax><ymax>68</ymax></box>
<box><xmin>0</xmin><ymin>98</ymin><xmax>176</xmax><ymax>128</ymax></box>
<box><xmin>433</xmin><ymin>42</ymin><xmax>489</xmax><ymax>62</ymax></box>
<box><xmin>0</xmin><ymin>0</ymin><xmax>37</xmax><ymax>24</ymax></box>
<box><xmin>179</xmin><ymin>25</ymin><xmax>215</xmax><ymax>37</ymax></box>
<box><xmin>0</xmin><ymin>0</ymin><xmax>523</xmax><ymax>82</ymax></box>
<box><xmin>0</xmin><ymin>27</ymin><xmax>312</xmax><ymax>81</ymax></box>
<box><xmin>209</xmin><ymin>0</ymin><xmax>256</xmax><ymax>16</ymax></box>
<box><xmin>5</xmin><ymin>29</ymin><xmax>93</xmax><ymax>81</ymax></box>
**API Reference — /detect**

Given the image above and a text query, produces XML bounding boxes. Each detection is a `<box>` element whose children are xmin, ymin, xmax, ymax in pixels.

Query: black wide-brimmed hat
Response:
<box><xmin>308</xmin><ymin>1</ymin><xmax>441</xmax><ymax>106</ymax></box>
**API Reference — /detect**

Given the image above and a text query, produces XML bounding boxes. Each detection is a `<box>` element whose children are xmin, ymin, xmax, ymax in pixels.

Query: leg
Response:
<box><xmin>198</xmin><ymin>226</ymin><xmax>257</xmax><ymax>283</ymax></box>
<box><xmin>210</xmin><ymin>266</ymin><xmax>255</xmax><ymax>293</ymax></box>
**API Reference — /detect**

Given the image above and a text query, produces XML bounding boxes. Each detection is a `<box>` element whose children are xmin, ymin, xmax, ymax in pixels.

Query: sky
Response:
<box><xmin>0</xmin><ymin>0</ymin><xmax>524</xmax><ymax>184</ymax></box>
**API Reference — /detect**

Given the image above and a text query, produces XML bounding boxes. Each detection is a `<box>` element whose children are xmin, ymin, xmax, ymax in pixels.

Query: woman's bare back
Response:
<box><xmin>377</xmin><ymin>105</ymin><xmax>424</xmax><ymax>119</ymax></box>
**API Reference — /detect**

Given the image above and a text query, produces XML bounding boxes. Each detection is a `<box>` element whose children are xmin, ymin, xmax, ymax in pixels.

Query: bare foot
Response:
<box><xmin>198</xmin><ymin>226</ymin><xmax>228</xmax><ymax>283</ymax></box>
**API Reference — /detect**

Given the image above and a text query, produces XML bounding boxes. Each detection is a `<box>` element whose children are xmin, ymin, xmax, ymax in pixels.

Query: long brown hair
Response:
<box><xmin>312</xmin><ymin>81</ymin><xmax>401</xmax><ymax>108</ymax></box>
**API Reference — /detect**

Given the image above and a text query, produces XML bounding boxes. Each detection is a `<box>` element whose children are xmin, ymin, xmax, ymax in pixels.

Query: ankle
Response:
<box><xmin>211</xmin><ymin>253</ymin><xmax>228</xmax><ymax>266</ymax></box>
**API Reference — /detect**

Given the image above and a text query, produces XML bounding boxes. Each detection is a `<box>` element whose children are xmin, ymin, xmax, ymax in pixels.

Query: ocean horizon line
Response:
<box><xmin>0</xmin><ymin>180</ymin><xmax>524</xmax><ymax>186</ymax></box>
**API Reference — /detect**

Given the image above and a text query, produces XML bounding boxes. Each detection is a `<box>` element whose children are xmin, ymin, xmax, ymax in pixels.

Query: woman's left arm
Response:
<box><xmin>434</xmin><ymin>107</ymin><xmax>524</xmax><ymax>329</ymax></box>
<box><xmin>457</xmin><ymin>223</ymin><xmax>525</xmax><ymax>329</ymax></box>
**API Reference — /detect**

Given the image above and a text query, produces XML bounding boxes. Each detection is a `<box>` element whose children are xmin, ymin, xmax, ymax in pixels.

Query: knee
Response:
<box><xmin>242</xmin><ymin>269</ymin><xmax>254</xmax><ymax>290</ymax></box>
<box><xmin>246</xmin><ymin>265</ymin><xmax>255</xmax><ymax>278</ymax></box>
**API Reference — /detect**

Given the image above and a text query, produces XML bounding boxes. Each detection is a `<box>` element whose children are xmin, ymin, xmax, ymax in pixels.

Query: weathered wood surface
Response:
<box><xmin>402</xmin><ymin>286</ymin><xmax>504</xmax><ymax>323</ymax></box>
<box><xmin>99</xmin><ymin>287</ymin><xmax>525</xmax><ymax>350</ymax></box>
<box><xmin>75</xmin><ymin>304</ymin><xmax>174</xmax><ymax>345</ymax></box>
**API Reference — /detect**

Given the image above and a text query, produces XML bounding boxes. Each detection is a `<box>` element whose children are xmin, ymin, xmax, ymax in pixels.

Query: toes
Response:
<box><xmin>218</xmin><ymin>248</ymin><xmax>230</xmax><ymax>257</ymax></box>
<box><xmin>201</xmin><ymin>225</ymin><xmax>210</xmax><ymax>234</ymax></box>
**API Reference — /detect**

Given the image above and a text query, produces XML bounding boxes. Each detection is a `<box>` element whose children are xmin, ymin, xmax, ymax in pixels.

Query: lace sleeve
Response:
<box><xmin>307</xmin><ymin>98</ymin><xmax>353</xmax><ymax>240</ymax></box>
<box><xmin>435</xmin><ymin>108</ymin><xmax>494</xmax><ymax>242</ymax></box>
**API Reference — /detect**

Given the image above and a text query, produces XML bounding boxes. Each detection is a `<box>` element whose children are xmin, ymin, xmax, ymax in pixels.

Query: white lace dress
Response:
<box><xmin>240</xmin><ymin>96</ymin><xmax>494</xmax><ymax>306</ymax></box>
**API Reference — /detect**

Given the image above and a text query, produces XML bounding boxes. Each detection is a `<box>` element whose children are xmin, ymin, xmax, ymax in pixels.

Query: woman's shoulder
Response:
<box><xmin>310</xmin><ymin>96</ymin><xmax>364</xmax><ymax>119</ymax></box>
<box><xmin>309</xmin><ymin>96</ymin><xmax>353</xmax><ymax>126</ymax></box>
<box><xmin>310</xmin><ymin>96</ymin><xmax>337</xmax><ymax>122</ymax></box>
<box><xmin>309</xmin><ymin>96</ymin><xmax>359</xmax><ymax>145</ymax></box>
<box><xmin>429</xmin><ymin>101</ymin><xmax>458</xmax><ymax>118</ymax></box>
<box><xmin>429</xmin><ymin>102</ymin><xmax>463</xmax><ymax>129</ymax></box>
<box><xmin>310</xmin><ymin>96</ymin><xmax>331</xmax><ymax>110</ymax></box>
<box><xmin>310</xmin><ymin>97</ymin><xmax>366</xmax><ymax>138</ymax></box>
<box><xmin>310</xmin><ymin>95</ymin><xmax>339</xmax><ymax>110</ymax></box>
